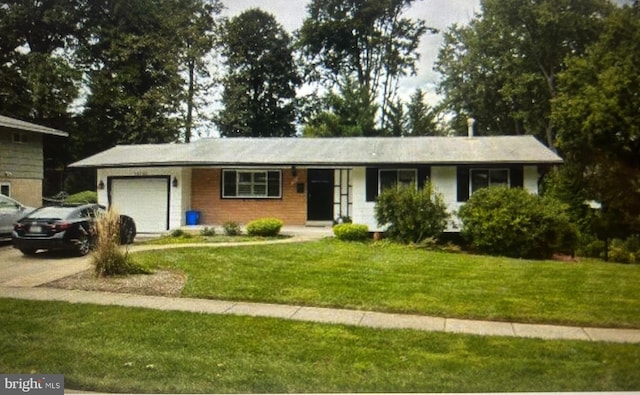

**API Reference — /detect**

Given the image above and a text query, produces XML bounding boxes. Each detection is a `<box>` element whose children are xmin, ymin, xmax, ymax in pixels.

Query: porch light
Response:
<box><xmin>291</xmin><ymin>166</ymin><xmax>297</xmax><ymax>177</ymax></box>
<box><xmin>172</xmin><ymin>176</ymin><xmax>178</xmax><ymax>188</ymax></box>
<box><xmin>98</xmin><ymin>180</ymin><xmax>105</xmax><ymax>190</ymax></box>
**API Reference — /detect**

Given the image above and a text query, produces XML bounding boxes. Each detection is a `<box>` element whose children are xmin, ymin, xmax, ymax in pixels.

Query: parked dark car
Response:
<box><xmin>12</xmin><ymin>204</ymin><xmax>136</xmax><ymax>256</ymax></box>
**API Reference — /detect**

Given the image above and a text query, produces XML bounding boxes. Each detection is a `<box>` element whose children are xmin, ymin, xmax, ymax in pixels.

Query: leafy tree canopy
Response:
<box><xmin>552</xmin><ymin>4</ymin><xmax>640</xmax><ymax>238</ymax></box>
<box><xmin>298</xmin><ymin>0</ymin><xmax>430</xmax><ymax>133</ymax></box>
<box><xmin>435</xmin><ymin>0</ymin><xmax>613</xmax><ymax>147</ymax></box>
<box><xmin>215</xmin><ymin>8</ymin><xmax>300</xmax><ymax>137</ymax></box>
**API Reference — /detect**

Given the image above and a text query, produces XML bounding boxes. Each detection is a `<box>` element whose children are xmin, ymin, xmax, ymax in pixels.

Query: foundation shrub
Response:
<box><xmin>246</xmin><ymin>218</ymin><xmax>283</xmax><ymax>237</ymax></box>
<box><xmin>333</xmin><ymin>223</ymin><xmax>369</xmax><ymax>241</ymax></box>
<box><xmin>374</xmin><ymin>181</ymin><xmax>449</xmax><ymax>244</ymax></box>
<box><xmin>458</xmin><ymin>187</ymin><xmax>578</xmax><ymax>259</ymax></box>
<box><xmin>223</xmin><ymin>221</ymin><xmax>242</xmax><ymax>236</ymax></box>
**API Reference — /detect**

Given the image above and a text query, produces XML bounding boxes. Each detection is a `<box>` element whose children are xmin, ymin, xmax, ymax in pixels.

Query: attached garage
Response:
<box><xmin>109</xmin><ymin>177</ymin><xmax>170</xmax><ymax>233</ymax></box>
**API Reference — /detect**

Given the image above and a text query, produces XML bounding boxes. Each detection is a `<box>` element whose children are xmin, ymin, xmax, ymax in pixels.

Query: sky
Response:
<box><xmin>219</xmin><ymin>0</ymin><xmax>481</xmax><ymax>106</ymax></box>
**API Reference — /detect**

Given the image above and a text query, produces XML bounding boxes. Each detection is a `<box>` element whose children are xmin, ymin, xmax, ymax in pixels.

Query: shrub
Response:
<box><xmin>223</xmin><ymin>221</ymin><xmax>242</xmax><ymax>236</ymax></box>
<box><xmin>170</xmin><ymin>229</ymin><xmax>192</xmax><ymax>238</ymax></box>
<box><xmin>246</xmin><ymin>218</ymin><xmax>283</xmax><ymax>237</ymax></box>
<box><xmin>374</xmin><ymin>181</ymin><xmax>449</xmax><ymax>244</ymax></box>
<box><xmin>333</xmin><ymin>223</ymin><xmax>369</xmax><ymax>241</ymax></box>
<box><xmin>608</xmin><ymin>235</ymin><xmax>640</xmax><ymax>263</ymax></box>
<box><xmin>458</xmin><ymin>187</ymin><xmax>578</xmax><ymax>259</ymax></box>
<box><xmin>64</xmin><ymin>190</ymin><xmax>98</xmax><ymax>204</ymax></box>
<box><xmin>93</xmin><ymin>209</ymin><xmax>148</xmax><ymax>277</ymax></box>
<box><xmin>200</xmin><ymin>227</ymin><xmax>216</xmax><ymax>237</ymax></box>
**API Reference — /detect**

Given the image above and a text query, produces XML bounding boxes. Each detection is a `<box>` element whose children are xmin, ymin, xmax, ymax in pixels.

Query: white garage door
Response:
<box><xmin>110</xmin><ymin>178</ymin><xmax>169</xmax><ymax>233</ymax></box>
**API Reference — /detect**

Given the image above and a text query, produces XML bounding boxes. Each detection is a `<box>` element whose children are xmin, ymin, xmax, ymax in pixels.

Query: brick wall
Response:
<box><xmin>191</xmin><ymin>168</ymin><xmax>307</xmax><ymax>225</ymax></box>
<box><xmin>1</xmin><ymin>178</ymin><xmax>42</xmax><ymax>207</ymax></box>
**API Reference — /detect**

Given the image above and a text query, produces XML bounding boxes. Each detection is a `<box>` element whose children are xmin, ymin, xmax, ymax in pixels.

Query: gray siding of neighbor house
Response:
<box><xmin>0</xmin><ymin>128</ymin><xmax>44</xmax><ymax>179</ymax></box>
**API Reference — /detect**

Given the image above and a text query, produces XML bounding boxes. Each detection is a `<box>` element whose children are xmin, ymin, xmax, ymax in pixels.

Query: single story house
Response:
<box><xmin>69</xmin><ymin>133</ymin><xmax>562</xmax><ymax>233</ymax></box>
<box><xmin>0</xmin><ymin>115</ymin><xmax>69</xmax><ymax>207</ymax></box>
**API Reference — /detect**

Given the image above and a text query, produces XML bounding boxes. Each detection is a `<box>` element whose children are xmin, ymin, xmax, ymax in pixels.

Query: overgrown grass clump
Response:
<box><xmin>92</xmin><ymin>209</ymin><xmax>148</xmax><ymax>277</ymax></box>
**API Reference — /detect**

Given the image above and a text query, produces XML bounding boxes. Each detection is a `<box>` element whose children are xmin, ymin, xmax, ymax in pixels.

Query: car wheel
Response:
<box><xmin>19</xmin><ymin>248</ymin><xmax>37</xmax><ymax>256</ymax></box>
<box><xmin>119</xmin><ymin>216</ymin><xmax>137</xmax><ymax>244</ymax></box>
<box><xmin>76</xmin><ymin>233</ymin><xmax>92</xmax><ymax>256</ymax></box>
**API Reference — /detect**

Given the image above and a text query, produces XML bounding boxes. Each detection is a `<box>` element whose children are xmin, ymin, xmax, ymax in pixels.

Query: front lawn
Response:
<box><xmin>132</xmin><ymin>239</ymin><xmax>640</xmax><ymax>328</ymax></box>
<box><xmin>1</xmin><ymin>299</ymin><xmax>638</xmax><ymax>393</ymax></box>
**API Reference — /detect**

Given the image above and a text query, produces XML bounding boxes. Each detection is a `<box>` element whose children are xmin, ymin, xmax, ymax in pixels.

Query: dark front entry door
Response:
<box><xmin>307</xmin><ymin>169</ymin><xmax>334</xmax><ymax>221</ymax></box>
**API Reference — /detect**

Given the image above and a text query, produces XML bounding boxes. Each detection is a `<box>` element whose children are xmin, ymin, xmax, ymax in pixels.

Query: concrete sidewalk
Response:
<box><xmin>1</xmin><ymin>285</ymin><xmax>639</xmax><ymax>344</ymax></box>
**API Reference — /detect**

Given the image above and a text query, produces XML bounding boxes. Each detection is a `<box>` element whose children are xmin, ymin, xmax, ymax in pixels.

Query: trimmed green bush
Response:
<box><xmin>458</xmin><ymin>187</ymin><xmax>578</xmax><ymax>259</ymax></box>
<box><xmin>246</xmin><ymin>218</ymin><xmax>283</xmax><ymax>237</ymax></box>
<box><xmin>65</xmin><ymin>190</ymin><xmax>98</xmax><ymax>204</ymax></box>
<box><xmin>374</xmin><ymin>181</ymin><xmax>449</xmax><ymax>244</ymax></box>
<box><xmin>333</xmin><ymin>223</ymin><xmax>369</xmax><ymax>241</ymax></box>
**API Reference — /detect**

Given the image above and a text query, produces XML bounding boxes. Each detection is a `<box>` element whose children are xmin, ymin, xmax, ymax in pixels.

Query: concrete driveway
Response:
<box><xmin>0</xmin><ymin>243</ymin><xmax>90</xmax><ymax>287</ymax></box>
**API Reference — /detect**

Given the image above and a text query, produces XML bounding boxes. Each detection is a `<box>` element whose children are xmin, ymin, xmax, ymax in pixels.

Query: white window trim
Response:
<box><xmin>378</xmin><ymin>168</ymin><xmax>418</xmax><ymax>194</ymax></box>
<box><xmin>223</xmin><ymin>169</ymin><xmax>282</xmax><ymax>199</ymax></box>
<box><xmin>470</xmin><ymin>168</ymin><xmax>510</xmax><ymax>194</ymax></box>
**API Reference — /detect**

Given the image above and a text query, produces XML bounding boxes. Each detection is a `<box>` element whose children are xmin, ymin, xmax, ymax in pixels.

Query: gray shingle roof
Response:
<box><xmin>0</xmin><ymin>115</ymin><xmax>68</xmax><ymax>137</ymax></box>
<box><xmin>69</xmin><ymin>135</ymin><xmax>562</xmax><ymax>168</ymax></box>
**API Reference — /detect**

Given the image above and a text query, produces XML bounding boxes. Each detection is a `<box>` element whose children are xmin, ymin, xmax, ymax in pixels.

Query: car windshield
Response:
<box><xmin>26</xmin><ymin>206</ymin><xmax>79</xmax><ymax>220</ymax></box>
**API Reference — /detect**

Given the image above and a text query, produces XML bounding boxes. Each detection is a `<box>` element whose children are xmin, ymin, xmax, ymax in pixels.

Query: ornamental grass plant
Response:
<box><xmin>92</xmin><ymin>208</ymin><xmax>147</xmax><ymax>277</ymax></box>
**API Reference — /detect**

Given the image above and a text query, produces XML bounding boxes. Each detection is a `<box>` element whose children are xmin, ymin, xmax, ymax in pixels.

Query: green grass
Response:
<box><xmin>132</xmin><ymin>239</ymin><xmax>640</xmax><ymax>328</ymax></box>
<box><xmin>1</xmin><ymin>299</ymin><xmax>639</xmax><ymax>393</ymax></box>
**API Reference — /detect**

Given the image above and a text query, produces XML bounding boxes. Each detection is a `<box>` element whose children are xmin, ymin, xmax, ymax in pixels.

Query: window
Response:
<box><xmin>470</xmin><ymin>169</ymin><xmax>509</xmax><ymax>193</ymax></box>
<box><xmin>379</xmin><ymin>169</ymin><xmax>417</xmax><ymax>193</ymax></box>
<box><xmin>12</xmin><ymin>132</ymin><xmax>27</xmax><ymax>144</ymax></box>
<box><xmin>0</xmin><ymin>183</ymin><xmax>9</xmax><ymax>197</ymax></box>
<box><xmin>223</xmin><ymin>170</ymin><xmax>281</xmax><ymax>198</ymax></box>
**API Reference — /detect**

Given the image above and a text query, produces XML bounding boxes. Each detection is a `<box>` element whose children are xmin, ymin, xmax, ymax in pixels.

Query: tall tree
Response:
<box><xmin>298</xmin><ymin>0</ymin><xmax>429</xmax><ymax>131</ymax></box>
<box><xmin>0</xmin><ymin>0</ymin><xmax>82</xmax><ymax>123</ymax></box>
<box><xmin>170</xmin><ymin>0</ymin><xmax>221</xmax><ymax>142</ymax></box>
<box><xmin>435</xmin><ymin>0</ymin><xmax>613</xmax><ymax>146</ymax></box>
<box><xmin>215</xmin><ymin>9</ymin><xmax>300</xmax><ymax>138</ymax></box>
<box><xmin>77</xmin><ymin>0</ymin><xmax>188</xmax><ymax>156</ymax></box>
<box><xmin>406</xmin><ymin>88</ymin><xmax>438</xmax><ymax>136</ymax></box>
<box><xmin>303</xmin><ymin>78</ymin><xmax>378</xmax><ymax>137</ymax></box>
<box><xmin>552</xmin><ymin>4</ymin><xmax>640</xmax><ymax>240</ymax></box>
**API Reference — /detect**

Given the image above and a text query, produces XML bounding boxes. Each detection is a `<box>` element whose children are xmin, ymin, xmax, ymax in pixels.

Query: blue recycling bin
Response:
<box><xmin>185</xmin><ymin>210</ymin><xmax>201</xmax><ymax>226</ymax></box>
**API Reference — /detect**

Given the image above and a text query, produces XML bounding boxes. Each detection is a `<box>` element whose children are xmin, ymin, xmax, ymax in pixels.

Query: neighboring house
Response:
<box><xmin>0</xmin><ymin>115</ymin><xmax>69</xmax><ymax>207</ymax></box>
<box><xmin>70</xmin><ymin>130</ymin><xmax>562</xmax><ymax>233</ymax></box>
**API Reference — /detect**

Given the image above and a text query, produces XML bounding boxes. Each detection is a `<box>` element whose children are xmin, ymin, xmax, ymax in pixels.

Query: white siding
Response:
<box><xmin>350</xmin><ymin>167</ymin><xmax>379</xmax><ymax>230</ymax></box>
<box><xmin>431</xmin><ymin>166</ymin><xmax>463</xmax><ymax>231</ymax></box>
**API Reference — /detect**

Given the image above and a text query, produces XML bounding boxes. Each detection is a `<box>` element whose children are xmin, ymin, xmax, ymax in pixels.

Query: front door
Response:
<box><xmin>307</xmin><ymin>169</ymin><xmax>334</xmax><ymax>221</ymax></box>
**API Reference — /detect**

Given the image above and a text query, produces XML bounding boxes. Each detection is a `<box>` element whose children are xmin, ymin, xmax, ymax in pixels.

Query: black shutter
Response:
<box><xmin>223</xmin><ymin>170</ymin><xmax>236</xmax><ymax>197</ymax></box>
<box><xmin>418</xmin><ymin>166</ymin><xmax>431</xmax><ymax>188</ymax></box>
<box><xmin>510</xmin><ymin>165</ymin><xmax>523</xmax><ymax>188</ymax></box>
<box><xmin>457</xmin><ymin>166</ymin><xmax>470</xmax><ymax>202</ymax></box>
<box><xmin>366</xmin><ymin>168</ymin><xmax>379</xmax><ymax>202</ymax></box>
<box><xmin>267</xmin><ymin>171</ymin><xmax>281</xmax><ymax>197</ymax></box>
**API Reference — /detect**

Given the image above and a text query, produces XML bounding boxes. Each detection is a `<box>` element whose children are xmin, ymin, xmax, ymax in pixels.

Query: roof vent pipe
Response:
<box><xmin>467</xmin><ymin>118</ymin><xmax>476</xmax><ymax>138</ymax></box>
